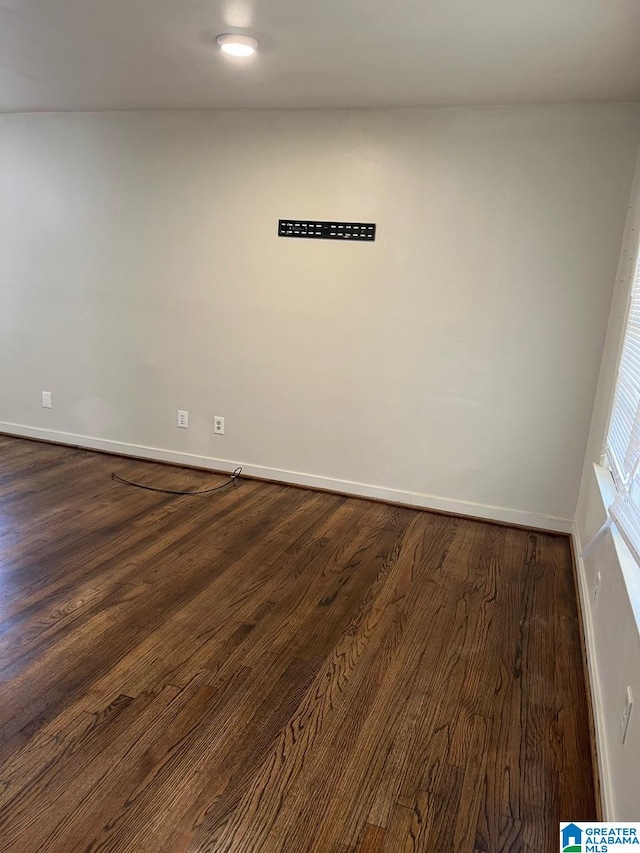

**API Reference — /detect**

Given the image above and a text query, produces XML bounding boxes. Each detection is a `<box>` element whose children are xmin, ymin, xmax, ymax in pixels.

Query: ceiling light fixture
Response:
<box><xmin>216</xmin><ymin>33</ymin><xmax>259</xmax><ymax>58</ymax></box>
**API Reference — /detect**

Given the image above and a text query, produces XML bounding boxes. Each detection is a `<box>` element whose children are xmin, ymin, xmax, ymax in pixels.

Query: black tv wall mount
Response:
<box><xmin>278</xmin><ymin>219</ymin><xmax>376</xmax><ymax>242</ymax></box>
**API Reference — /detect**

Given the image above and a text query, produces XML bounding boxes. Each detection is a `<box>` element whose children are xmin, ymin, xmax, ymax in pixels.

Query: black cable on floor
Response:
<box><xmin>111</xmin><ymin>466</ymin><xmax>242</xmax><ymax>496</ymax></box>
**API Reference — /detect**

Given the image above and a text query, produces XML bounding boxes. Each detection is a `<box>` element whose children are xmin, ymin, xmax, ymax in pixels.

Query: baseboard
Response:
<box><xmin>570</xmin><ymin>521</ymin><xmax>613</xmax><ymax>819</ymax></box>
<box><xmin>0</xmin><ymin>421</ymin><xmax>573</xmax><ymax>534</ymax></box>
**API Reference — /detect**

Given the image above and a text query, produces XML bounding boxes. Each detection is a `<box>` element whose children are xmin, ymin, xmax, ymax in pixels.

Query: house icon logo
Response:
<box><xmin>561</xmin><ymin>823</ymin><xmax>582</xmax><ymax>852</ymax></box>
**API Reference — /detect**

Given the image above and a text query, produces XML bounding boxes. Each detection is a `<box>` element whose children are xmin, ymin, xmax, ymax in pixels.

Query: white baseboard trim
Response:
<box><xmin>570</xmin><ymin>521</ymin><xmax>613</xmax><ymax>819</ymax></box>
<box><xmin>0</xmin><ymin>421</ymin><xmax>573</xmax><ymax>533</ymax></box>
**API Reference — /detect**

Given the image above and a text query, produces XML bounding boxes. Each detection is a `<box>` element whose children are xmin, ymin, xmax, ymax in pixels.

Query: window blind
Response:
<box><xmin>606</xmin><ymin>245</ymin><xmax>640</xmax><ymax>561</ymax></box>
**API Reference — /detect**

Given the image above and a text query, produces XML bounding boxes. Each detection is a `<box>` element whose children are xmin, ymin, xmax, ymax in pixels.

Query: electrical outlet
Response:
<box><xmin>621</xmin><ymin>686</ymin><xmax>633</xmax><ymax>744</ymax></box>
<box><xmin>213</xmin><ymin>416</ymin><xmax>225</xmax><ymax>435</ymax></box>
<box><xmin>42</xmin><ymin>391</ymin><xmax>52</xmax><ymax>409</ymax></box>
<box><xmin>177</xmin><ymin>410</ymin><xmax>189</xmax><ymax>429</ymax></box>
<box><xmin>594</xmin><ymin>571</ymin><xmax>602</xmax><ymax>604</ymax></box>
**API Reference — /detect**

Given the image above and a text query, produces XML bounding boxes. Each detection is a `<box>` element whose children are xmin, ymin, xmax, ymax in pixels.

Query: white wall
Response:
<box><xmin>574</xmin><ymin>149</ymin><xmax>640</xmax><ymax>819</ymax></box>
<box><xmin>1</xmin><ymin>105</ymin><xmax>639</xmax><ymax>528</ymax></box>
<box><xmin>576</xmin><ymin>469</ymin><xmax>640</xmax><ymax>819</ymax></box>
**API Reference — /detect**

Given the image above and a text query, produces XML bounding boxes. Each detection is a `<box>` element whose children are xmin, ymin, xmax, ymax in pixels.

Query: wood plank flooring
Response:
<box><xmin>0</xmin><ymin>435</ymin><xmax>596</xmax><ymax>852</ymax></box>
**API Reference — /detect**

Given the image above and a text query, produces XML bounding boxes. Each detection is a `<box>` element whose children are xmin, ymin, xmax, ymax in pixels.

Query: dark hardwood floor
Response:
<box><xmin>0</xmin><ymin>434</ymin><xmax>596</xmax><ymax>852</ymax></box>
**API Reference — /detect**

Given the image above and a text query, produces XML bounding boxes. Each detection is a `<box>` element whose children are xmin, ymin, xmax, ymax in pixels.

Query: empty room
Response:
<box><xmin>1</xmin><ymin>2</ymin><xmax>640</xmax><ymax>851</ymax></box>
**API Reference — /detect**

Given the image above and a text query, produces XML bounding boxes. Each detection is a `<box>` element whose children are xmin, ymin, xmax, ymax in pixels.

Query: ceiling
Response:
<box><xmin>0</xmin><ymin>0</ymin><xmax>639</xmax><ymax>111</ymax></box>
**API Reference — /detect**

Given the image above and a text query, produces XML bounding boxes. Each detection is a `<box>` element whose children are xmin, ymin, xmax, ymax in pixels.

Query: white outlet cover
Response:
<box><xmin>42</xmin><ymin>391</ymin><xmax>52</xmax><ymax>408</ymax></box>
<box><xmin>621</xmin><ymin>685</ymin><xmax>633</xmax><ymax>744</ymax></box>
<box><xmin>214</xmin><ymin>416</ymin><xmax>225</xmax><ymax>435</ymax></box>
<box><xmin>177</xmin><ymin>410</ymin><xmax>189</xmax><ymax>429</ymax></box>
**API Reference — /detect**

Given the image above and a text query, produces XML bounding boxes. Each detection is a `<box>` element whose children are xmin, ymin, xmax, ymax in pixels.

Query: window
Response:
<box><xmin>605</xmin><ymin>235</ymin><xmax>640</xmax><ymax>561</ymax></box>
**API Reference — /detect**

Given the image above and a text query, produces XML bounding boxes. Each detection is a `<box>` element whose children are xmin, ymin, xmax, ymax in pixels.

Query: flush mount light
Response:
<box><xmin>216</xmin><ymin>33</ymin><xmax>259</xmax><ymax>58</ymax></box>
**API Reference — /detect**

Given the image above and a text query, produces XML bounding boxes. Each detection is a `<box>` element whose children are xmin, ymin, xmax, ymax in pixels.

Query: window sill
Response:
<box><xmin>593</xmin><ymin>462</ymin><xmax>640</xmax><ymax>630</ymax></box>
